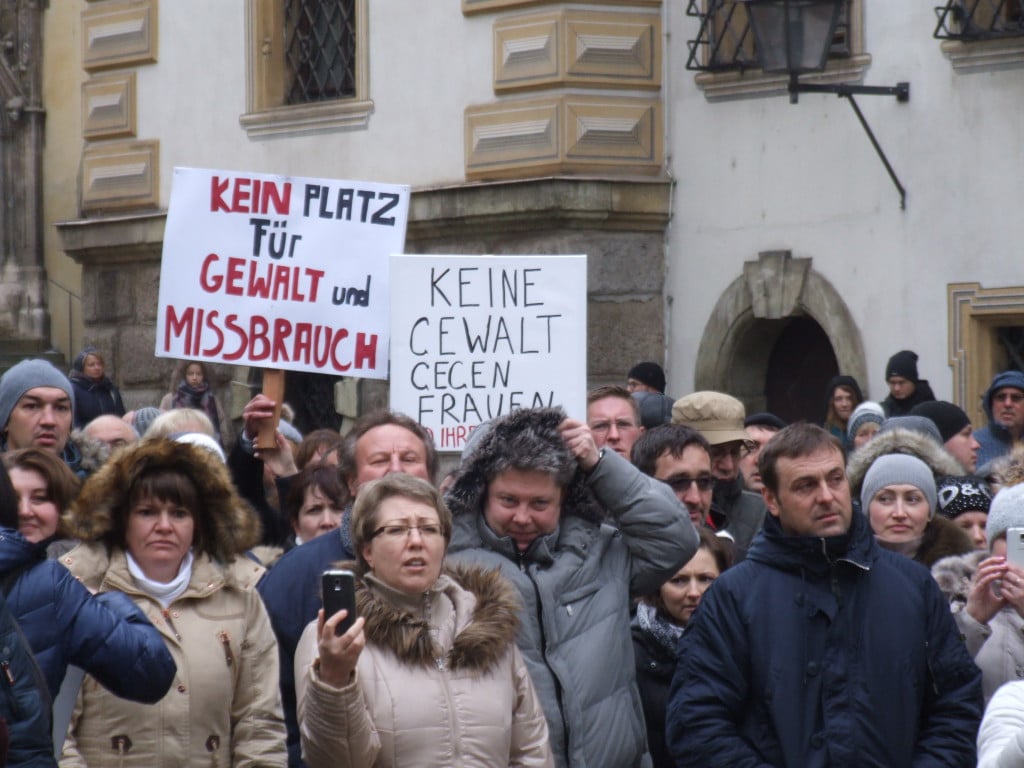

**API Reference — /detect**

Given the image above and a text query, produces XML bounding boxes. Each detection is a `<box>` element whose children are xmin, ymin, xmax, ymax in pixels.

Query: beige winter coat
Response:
<box><xmin>296</xmin><ymin>563</ymin><xmax>553</xmax><ymax>768</ymax></box>
<box><xmin>58</xmin><ymin>544</ymin><xmax>287</xmax><ymax>768</ymax></box>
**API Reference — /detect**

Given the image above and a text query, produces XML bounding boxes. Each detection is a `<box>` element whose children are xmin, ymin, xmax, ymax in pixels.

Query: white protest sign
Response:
<box><xmin>155</xmin><ymin>167</ymin><xmax>409</xmax><ymax>379</ymax></box>
<box><xmin>390</xmin><ymin>254</ymin><xmax>587</xmax><ymax>452</ymax></box>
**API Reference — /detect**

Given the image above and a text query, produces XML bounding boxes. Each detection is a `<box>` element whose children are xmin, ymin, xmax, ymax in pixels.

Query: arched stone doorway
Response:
<box><xmin>694</xmin><ymin>251</ymin><xmax>867</xmax><ymax>422</ymax></box>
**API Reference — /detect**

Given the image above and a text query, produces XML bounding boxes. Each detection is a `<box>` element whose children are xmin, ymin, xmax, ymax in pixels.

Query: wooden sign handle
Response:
<box><xmin>256</xmin><ymin>369</ymin><xmax>285</xmax><ymax>450</ymax></box>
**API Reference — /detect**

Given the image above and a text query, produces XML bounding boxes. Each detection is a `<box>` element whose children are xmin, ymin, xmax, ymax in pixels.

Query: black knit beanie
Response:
<box><xmin>935</xmin><ymin>475</ymin><xmax>992</xmax><ymax>519</ymax></box>
<box><xmin>627</xmin><ymin>362</ymin><xmax>666</xmax><ymax>394</ymax></box>
<box><xmin>909</xmin><ymin>401</ymin><xmax>971</xmax><ymax>443</ymax></box>
<box><xmin>885</xmin><ymin>350</ymin><xmax>920</xmax><ymax>383</ymax></box>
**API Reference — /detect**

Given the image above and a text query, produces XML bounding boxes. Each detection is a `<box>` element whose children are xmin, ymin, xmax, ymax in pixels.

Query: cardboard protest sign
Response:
<box><xmin>390</xmin><ymin>254</ymin><xmax>587</xmax><ymax>451</ymax></box>
<box><xmin>155</xmin><ymin>167</ymin><xmax>409</xmax><ymax>379</ymax></box>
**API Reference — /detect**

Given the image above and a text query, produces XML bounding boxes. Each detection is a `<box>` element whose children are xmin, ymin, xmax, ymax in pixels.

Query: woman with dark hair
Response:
<box><xmin>295</xmin><ymin>473</ymin><xmax>552</xmax><ymax>768</ymax></box>
<box><xmin>0</xmin><ymin>463</ymin><xmax>174</xmax><ymax>767</ymax></box>
<box><xmin>2</xmin><ymin>448</ymin><xmax>80</xmax><ymax>545</ymax></box>
<box><xmin>632</xmin><ymin>527</ymin><xmax>731</xmax><ymax>767</ymax></box>
<box><xmin>59</xmin><ymin>438</ymin><xmax>285</xmax><ymax>766</ymax></box>
<box><xmin>823</xmin><ymin>375</ymin><xmax>863</xmax><ymax>449</ymax></box>
<box><xmin>158</xmin><ymin>360</ymin><xmax>226</xmax><ymax>446</ymax></box>
<box><xmin>283</xmin><ymin>463</ymin><xmax>346</xmax><ymax>549</ymax></box>
<box><xmin>68</xmin><ymin>347</ymin><xmax>125</xmax><ymax>430</ymax></box>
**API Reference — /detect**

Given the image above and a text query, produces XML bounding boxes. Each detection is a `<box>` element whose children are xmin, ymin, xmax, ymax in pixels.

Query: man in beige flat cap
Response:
<box><xmin>673</xmin><ymin>391</ymin><xmax>767</xmax><ymax>557</ymax></box>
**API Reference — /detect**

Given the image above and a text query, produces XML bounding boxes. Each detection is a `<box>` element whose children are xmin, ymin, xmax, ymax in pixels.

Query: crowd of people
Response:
<box><xmin>3</xmin><ymin>345</ymin><xmax>1024</xmax><ymax>765</ymax></box>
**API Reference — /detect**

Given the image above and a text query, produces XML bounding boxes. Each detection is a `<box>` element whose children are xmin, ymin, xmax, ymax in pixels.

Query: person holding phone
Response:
<box><xmin>933</xmin><ymin>481</ymin><xmax>1024</xmax><ymax>705</ymax></box>
<box><xmin>295</xmin><ymin>473</ymin><xmax>552</xmax><ymax>768</ymax></box>
<box><xmin>57</xmin><ymin>437</ymin><xmax>286</xmax><ymax>766</ymax></box>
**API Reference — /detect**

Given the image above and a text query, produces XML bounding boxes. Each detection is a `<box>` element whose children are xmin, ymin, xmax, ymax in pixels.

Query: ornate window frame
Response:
<box><xmin>241</xmin><ymin>0</ymin><xmax>372</xmax><ymax>137</ymax></box>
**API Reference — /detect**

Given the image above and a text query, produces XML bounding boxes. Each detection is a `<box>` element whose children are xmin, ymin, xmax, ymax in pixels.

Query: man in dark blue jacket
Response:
<box><xmin>666</xmin><ymin>422</ymin><xmax>982</xmax><ymax>768</ymax></box>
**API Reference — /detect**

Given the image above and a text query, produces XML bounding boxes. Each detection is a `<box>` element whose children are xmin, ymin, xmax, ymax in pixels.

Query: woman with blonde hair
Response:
<box><xmin>296</xmin><ymin>472</ymin><xmax>552</xmax><ymax>768</ymax></box>
<box><xmin>59</xmin><ymin>438</ymin><xmax>286</xmax><ymax>766</ymax></box>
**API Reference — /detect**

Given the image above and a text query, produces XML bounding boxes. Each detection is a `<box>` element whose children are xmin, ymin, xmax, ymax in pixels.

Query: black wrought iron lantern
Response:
<box><xmin>741</xmin><ymin>0</ymin><xmax>843</xmax><ymax>74</ymax></box>
<box><xmin>735</xmin><ymin>0</ymin><xmax>911</xmax><ymax>209</ymax></box>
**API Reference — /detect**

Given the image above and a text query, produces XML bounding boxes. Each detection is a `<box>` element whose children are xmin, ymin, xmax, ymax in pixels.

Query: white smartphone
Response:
<box><xmin>1006</xmin><ymin>528</ymin><xmax>1024</xmax><ymax>569</ymax></box>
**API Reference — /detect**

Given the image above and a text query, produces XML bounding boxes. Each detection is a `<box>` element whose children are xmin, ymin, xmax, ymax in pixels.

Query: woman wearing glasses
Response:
<box><xmin>295</xmin><ymin>473</ymin><xmax>553</xmax><ymax>768</ymax></box>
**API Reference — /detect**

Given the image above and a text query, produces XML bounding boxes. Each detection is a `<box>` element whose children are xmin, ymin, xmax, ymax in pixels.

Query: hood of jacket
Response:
<box><xmin>824</xmin><ymin>375</ymin><xmax>863</xmax><ymax>416</ymax></box>
<box><xmin>447</xmin><ymin>407</ymin><xmax>604</xmax><ymax>526</ymax></box>
<box><xmin>931</xmin><ymin>548</ymin><xmax>986</xmax><ymax>606</ymax></box>
<box><xmin>983</xmin><ymin>371</ymin><xmax>1024</xmax><ymax>421</ymax></box>
<box><xmin>746</xmin><ymin>504</ymin><xmax>877</xmax><ymax>578</ymax></box>
<box><xmin>66</xmin><ymin>437</ymin><xmax>261</xmax><ymax>562</ymax></box>
<box><xmin>343</xmin><ymin>559</ymin><xmax>521</xmax><ymax>673</ymax></box>
<box><xmin>847</xmin><ymin>427</ymin><xmax>965</xmax><ymax>495</ymax></box>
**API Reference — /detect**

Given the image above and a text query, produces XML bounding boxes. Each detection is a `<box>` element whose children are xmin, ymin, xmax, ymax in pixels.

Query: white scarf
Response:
<box><xmin>126</xmin><ymin>550</ymin><xmax>195</xmax><ymax>607</ymax></box>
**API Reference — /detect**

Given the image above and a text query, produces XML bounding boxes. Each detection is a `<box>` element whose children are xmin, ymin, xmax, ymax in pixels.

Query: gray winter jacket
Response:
<box><xmin>449</xmin><ymin>447</ymin><xmax>696</xmax><ymax>768</ymax></box>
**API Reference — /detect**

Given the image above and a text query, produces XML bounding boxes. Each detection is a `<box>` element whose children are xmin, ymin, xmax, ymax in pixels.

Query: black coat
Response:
<box><xmin>69</xmin><ymin>373</ymin><xmax>125</xmax><ymax>429</ymax></box>
<box><xmin>631</xmin><ymin>621</ymin><xmax>677</xmax><ymax>768</ymax></box>
<box><xmin>667</xmin><ymin>510</ymin><xmax>982</xmax><ymax>767</ymax></box>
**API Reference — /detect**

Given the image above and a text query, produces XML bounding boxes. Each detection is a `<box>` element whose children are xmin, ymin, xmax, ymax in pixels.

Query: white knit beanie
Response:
<box><xmin>986</xmin><ymin>483</ymin><xmax>1024</xmax><ymax>545</ymax></box>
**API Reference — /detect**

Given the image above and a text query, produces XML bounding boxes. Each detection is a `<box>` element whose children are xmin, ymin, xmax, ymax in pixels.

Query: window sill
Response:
<box><xmin>941</xmin><ymin>37</ymin><xmax>1024</xmax><ymax>73</ymax></box>
<box><xmin>239</xmin><ymin>99</ymin><xmax>374</xmax><ymax>138</ymax></box>
<box><xmin>694</xmin><ymin>54</ymin><xmax>871</xmax><ymax>102</ymax></box>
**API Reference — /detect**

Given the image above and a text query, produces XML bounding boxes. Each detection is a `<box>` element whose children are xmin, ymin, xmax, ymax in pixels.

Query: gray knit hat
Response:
<box><xmin>860</xmin><ymin>453</ymin><xmax>937</xmax><ymax>517</ymax></box>
<box><xmin>878</xmin><ymin>415</ymin><xmax>943</xmax><ymax>446</ymax></box>
<box><xmin>0</xmin><ymin>359</ymin><xmax>75</xmax><ymax>431</ymax></box>
<box><xmin>986</xmin><ymin>483</ymin><xmax>1024</xmax><ymax>545</ymax></box>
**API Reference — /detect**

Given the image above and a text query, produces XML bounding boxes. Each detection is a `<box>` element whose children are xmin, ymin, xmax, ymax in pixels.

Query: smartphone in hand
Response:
<box><xmin>1007</xmin><ymin>528</ymin><xmax>1024</xmax><ymax>570</ymax></box>
<box><xmin>322</xmin><ymin>569</ymin><xmax>357</xmax><ymax>636</ymax></box>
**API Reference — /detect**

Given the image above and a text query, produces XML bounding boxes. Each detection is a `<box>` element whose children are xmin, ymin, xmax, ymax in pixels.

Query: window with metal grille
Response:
<box><xmin>934</xmin><ymin>0</ymin><xmax>1024</xmax><ymax>40</ymax></box>
<box><xmin>285</xmin><ymin>0</ymin><xmax>357</xmax><ymax>104</ymax></box>
<box><xmin>686</xmin><ymin>0</ymin><xmax>853</xmax><ymax>72</ymax></box>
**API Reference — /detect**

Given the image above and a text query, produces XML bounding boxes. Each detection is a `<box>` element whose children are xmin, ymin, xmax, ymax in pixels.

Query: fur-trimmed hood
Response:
<box><xmin>932</xmin><ymin>549</ymin><xmax>986</xmax><ymax>606</ymax></box>
<box><xmin>847</xmin><ymin>427</ymin><xmax>965</xmax><ymax>495</ymax></box>
<box><xmin>446</xmin><ymin>407</ymin><xmax>603</xmax><ymax>525</ymax></box>
<box><xmin>346</xmin><ymin>560</ymin><xmax>521</xmax><ymax>673</ymax></box>
<box><xmin>66</xmin><ymin>437</ymin><xmax>261</xmax><ymax>561</ymax></box>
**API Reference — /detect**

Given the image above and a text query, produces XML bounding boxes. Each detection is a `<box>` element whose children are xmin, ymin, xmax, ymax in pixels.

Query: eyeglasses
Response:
<box><xmin>664</xmin><ymin>475</ymin><xmax>714</xmax><ymax>493</ymax></box>
<box><xmin>590</xmin><ymin>419</ymin><xmax>639</xmax><ymax>435</ymax></box>
<box><xmin>370</xmin><ymin>522</ymin><xmax>444</xmax><ymax>541</ymax></box>
<box><xmin>995</xmin><ymin>392</ymin><xmax>1024</xmax><ymax>404</ymax></box>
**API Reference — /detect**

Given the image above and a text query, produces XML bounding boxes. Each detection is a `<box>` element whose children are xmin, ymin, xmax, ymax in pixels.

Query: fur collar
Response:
<box><xmin>351</xmin><ymin>560</ymin><xmax>521</xmax><ymax>673</ymax></box>
<box><xmin>931</xmin><ymin>549</ymin><xmax>986</xmax><ymax>605</ymax></box>
<box><xmin>915</xmin><ymin>516</ymin><xmax>975</xmax><ymax>568</ymax></box>
<box><xmin>847</xmin><ymin>428</ymin><xmax>965</xmax><ymax>494</ymax></box>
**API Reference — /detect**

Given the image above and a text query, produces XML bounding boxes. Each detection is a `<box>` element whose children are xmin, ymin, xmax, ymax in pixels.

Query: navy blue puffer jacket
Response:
<box><xmin>0</xmin><ymin>529</ymin><xmax>176</xmax><ymax>767</ymax></box>
<box><xmin>666</xmin><ymin>511</ymin><xmax>982</xmax><ymax>768</ymax></box>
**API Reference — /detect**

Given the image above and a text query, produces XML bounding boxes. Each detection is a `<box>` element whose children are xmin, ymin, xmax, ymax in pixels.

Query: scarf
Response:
<box><xmin>126</xmin><ymin>549</ymin><xmax>195</xmax><ymax>607</ymax></box>
<box><xmin>172</xmin><ymin>380</ymin><xmax>220</xmax><ymax>435</ymax></box>
<box><xmin>636</xmin><ymin>602</ymin><xmax>686</xmax><ymax>658</ymax></box>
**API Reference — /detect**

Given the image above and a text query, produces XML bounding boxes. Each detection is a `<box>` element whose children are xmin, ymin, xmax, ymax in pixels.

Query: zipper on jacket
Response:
<box><xmin>1</xmin><ymin>661</ymin><xmax>14</xmax><ymax>686</ymax></box>
<box><xmin>218</xmin><ymin>630</ymin><xmax>234</xmax><ymax>667</ymax></box>
<box><xmin>924</xmin><ymin>641</ymin><xmax>939</xmax><ymax>695</ymax></box>
<box><xmin>526</xmin><ymin>565</ymin><xmax>570</xmax><ymax>767</ymax></box>
<box><xmin>162</xmin><ymin>609</ymin><xmax>181</xmax><ymax>641</ymax></box>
